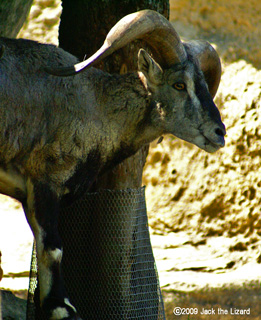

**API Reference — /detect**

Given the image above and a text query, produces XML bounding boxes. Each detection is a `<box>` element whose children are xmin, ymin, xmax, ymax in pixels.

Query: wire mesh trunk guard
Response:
<box><xmin>27</xmin><ymin>187</ymin><xmax>166</xmax><ymax>319</ymax></box>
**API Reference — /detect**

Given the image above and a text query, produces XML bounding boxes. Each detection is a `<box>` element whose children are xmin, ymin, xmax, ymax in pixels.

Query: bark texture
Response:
<box><xmin>58</xmin><ymin>1</ymin><xmax>169</xmax><ymax>318</ymax></box>
<box><xmin>59</xmin><ymin>0</ymin><xmax>169</xmax><ymax>189</ymax></box>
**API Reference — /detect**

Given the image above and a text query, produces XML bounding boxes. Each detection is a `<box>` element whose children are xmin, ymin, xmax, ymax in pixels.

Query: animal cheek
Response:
<box><xmin>156</xmin><ymin>102</ymin><xmax>167</xmax><ymax>120</ymax></box>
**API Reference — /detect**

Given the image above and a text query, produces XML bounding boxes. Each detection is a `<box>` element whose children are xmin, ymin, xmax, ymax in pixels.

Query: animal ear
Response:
<box><xmin>138</xmin><ymin>49</ymin><xmax>163</xmax><ymax>91</ymax></box>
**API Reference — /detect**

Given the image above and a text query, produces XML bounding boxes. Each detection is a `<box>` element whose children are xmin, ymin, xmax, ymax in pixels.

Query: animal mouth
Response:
<box><xmin>202</xmin><ymin>134</ymin><xmax>225</xmax><ymax>152</ymax></box>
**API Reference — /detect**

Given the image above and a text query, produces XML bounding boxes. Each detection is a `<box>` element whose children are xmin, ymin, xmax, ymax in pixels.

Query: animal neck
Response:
<box><xmin>90</xmin><ymin>70</ymin><xmax>162</xmax><ymax>165</ymax></box>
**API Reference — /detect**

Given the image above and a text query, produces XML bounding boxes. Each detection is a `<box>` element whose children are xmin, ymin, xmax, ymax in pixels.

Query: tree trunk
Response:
<box><xmin>58</xmin><ymin>1</ymin><xmax>169</xmax><ymax>318</ymax></box>
<box><xmin>59</xmin><ymin>0</ymin><xmax>169</xmax><ymax>189</ymax></box>
<box><xmin>0</xmin><ymin>0</ymin><xmax>33</xmax><ymax>37</ymax></box>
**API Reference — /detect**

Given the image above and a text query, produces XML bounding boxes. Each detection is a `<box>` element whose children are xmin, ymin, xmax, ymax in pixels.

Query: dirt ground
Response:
<box><xmin>0</xmin><ymin>0</ymin><xmax>261</xmax><ymax>319</ymax></box>
<box><xmin>145</xmin><ymin>1</ymin><xmax>261</xmax><ymax>318</ymax></box>
<box><xmin>146</xmin><ymin>1</ymin><xmax>261</xmax><ymax>318</ymax></box>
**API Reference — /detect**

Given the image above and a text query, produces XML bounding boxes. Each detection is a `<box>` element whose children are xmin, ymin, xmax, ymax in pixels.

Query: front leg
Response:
<box><xmin>24</xmin><ymin>179</ymin><xmax>81</xmax><ymax>320</ymax></box>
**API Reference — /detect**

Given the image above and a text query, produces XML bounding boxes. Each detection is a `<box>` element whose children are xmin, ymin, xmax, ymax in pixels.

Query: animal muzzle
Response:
<box><xmin>201</xmin><ymin>121</ymin><xmax>226</xmax><ymax>153</ymax></box>
<box><xmin>213</xmin><ymin>125</ymin><xmax>226</xmax><ymax>147</ymax></box>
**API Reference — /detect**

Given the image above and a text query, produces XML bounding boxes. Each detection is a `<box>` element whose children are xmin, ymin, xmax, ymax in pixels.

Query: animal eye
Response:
<box><xmin>173</xmin><ymin>82</ymin><xmax>186</xmax><ymax>91</ymax></box>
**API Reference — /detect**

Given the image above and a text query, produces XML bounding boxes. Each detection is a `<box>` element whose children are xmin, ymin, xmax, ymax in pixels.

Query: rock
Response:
<box><xmin>0</xmin><ymin>290</ymin><xmax>26</xmax><ymax>320</ymax></box>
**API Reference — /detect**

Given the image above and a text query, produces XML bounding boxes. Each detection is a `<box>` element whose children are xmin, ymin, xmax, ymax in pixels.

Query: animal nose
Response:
<box><xmin>215</xmin><ymin>126</ymin><xmax>226</xmax><ymax>137</ymax></box>
<box><xmin>214</xmin><ymin>124</ymin><xmax>226</xmax><ymax>147</ymax></box>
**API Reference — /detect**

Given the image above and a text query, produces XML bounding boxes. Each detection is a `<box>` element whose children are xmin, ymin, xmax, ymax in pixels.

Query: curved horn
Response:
<box><xmin>184</xmin><ymin>40</ymin><xmax>221</xmax><ymax>98</ymax></box>
<box><xmin>45</xmin><ymin>10</ymin><xmax>187</xmax><ymax>76</ymax></box>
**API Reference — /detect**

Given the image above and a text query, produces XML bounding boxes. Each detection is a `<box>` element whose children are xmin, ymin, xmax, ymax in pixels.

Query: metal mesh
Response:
<box><xmin>27</xmin><ymin>187</ymin><xmax>165</xmax><ymax>319</ymax></box>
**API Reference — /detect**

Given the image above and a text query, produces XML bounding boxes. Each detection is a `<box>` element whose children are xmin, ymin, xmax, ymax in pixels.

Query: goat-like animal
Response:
<box><xmin>0</xmin><ymin>10</ymin><xmax>225</xmax><ymax>320</ymax></box>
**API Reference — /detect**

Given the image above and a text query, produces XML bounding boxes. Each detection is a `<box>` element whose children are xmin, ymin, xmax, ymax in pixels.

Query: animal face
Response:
<box><xmin>138</xmin><ymin>49</ymin><xmax>225</xmax><ymax>153</ymax></box>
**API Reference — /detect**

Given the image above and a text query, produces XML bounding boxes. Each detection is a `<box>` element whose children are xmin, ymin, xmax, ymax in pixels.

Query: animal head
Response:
<box><xmin>46</xmin><ymin>10</ymin><xmax>225</xmax><ymax>153</ymax></box>
<box><xmin>137</xmin><ymin>46</ymin><xmax>225</xmax><ymax>153</ymax></box>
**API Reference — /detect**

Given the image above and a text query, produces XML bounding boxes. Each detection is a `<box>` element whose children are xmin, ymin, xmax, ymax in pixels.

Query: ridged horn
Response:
<box><xmin>184</xmin><ymin>40</ymin><xmax>221</xmax><ymax>98</ymax></box>
<box><xmin>45</xmin><ymin>10</ymin><xmax>187</xmax><ymax>76</ymax></box>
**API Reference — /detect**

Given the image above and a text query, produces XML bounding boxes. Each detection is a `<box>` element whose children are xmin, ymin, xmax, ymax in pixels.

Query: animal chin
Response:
<box><xmin>204</xmin><ymin>142</ymin><xmax>222</xmax><ymax>153</ymax></box>
<box><xmin>194</xmin><ymin>135</ymin><xmax>222</xmax><ymax>153</ymax></box>
<box><xmin>202</xmin><ymin>135</ymin><xmax>224</xmax><ymax>153</ymax></box>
